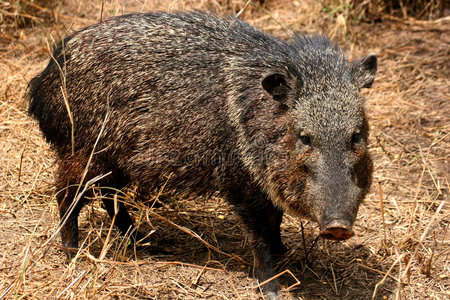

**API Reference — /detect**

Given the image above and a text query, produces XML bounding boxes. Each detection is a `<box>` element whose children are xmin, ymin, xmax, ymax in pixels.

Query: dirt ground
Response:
<box><xmin>0</xmin><ymin>0</ymin><xmax>448</xmax><ymax>299</ymax></box>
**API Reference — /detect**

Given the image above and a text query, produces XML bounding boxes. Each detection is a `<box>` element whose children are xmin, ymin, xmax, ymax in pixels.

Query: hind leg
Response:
<box><xmin>98</xmin><ymin>173</ymin><xmax>144</xmax><ymax>241</ymax></box>
<box><xmin>101</xmin><ymin>197</ymin><xmax>138</xmax><ymax>237</ymax></box>
<box><xmin>56</xmin><ymin>160</ymin><xmax>90</xmax><ymax>259</ymax></box>
<box><xmin>58</xmin><ymin>191</ymin><xmax>83</xmax><ymax>259</ymax></box>
<box><xmin>56</xmin><ymin>156</ymin><xmax>132</xmax><ymax>258</ymax></box>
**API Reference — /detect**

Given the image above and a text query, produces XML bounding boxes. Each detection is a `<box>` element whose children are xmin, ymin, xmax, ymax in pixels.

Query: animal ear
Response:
<box><xmin>352</xmin><ymin>53</ymin><xmax>377</xmax><ymax>89</ymax></box>
<box><xmin>261</xmin><ymin>73</ymin><xmax>291</xmax><ymax>105</ymax></box>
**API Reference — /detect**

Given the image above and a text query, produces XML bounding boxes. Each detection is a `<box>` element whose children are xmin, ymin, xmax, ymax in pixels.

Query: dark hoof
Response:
<box><xmin>265</xmin><ymin>291</ymin><xmax>282</xmax><ymax>300</ymax></box>
<box><xmin>129</xmin><ymin>233</ymin><xmax>173</xmax><ymax>255</ymax></box>
<box><xmin>62</xmin><ymin>247</ymin><xmax>79</xmax><ymax>261</ymax></box>
<box><xmin>253</xmin><ymin>280</ymin><xmax>281</xmax><ymax>300</ymax></box>
<box><xmin>130</xmin><ymin>231</ymin><xmax>147</xmax><ymax>244</ymax></box>
<box><xmin>140</xmin><ymin>244</ymin><xmax>174</xmax><ymax>255</ymax></box>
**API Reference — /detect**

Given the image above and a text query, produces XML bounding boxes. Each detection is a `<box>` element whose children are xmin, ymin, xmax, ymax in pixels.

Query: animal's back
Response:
<box><xmin>27</xmin><ymin>11</ymin><xmax>288</xmax><ymax>190</ymax></box>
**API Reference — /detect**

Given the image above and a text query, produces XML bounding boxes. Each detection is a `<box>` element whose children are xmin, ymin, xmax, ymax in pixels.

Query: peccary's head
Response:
<box><xmin>235</xmin><ymin>36</ymin><xmax>377</xmax><ymax>240</ymax></box>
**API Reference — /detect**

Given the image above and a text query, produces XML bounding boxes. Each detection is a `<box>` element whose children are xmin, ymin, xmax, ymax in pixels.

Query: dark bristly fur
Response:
<box><xmin>28</xmin><ymin>11</ymin><xmax>377</xmax><ymax>297</ymax></box>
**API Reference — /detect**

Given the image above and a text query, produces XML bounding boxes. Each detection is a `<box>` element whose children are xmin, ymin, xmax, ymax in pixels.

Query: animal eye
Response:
<box><xmin>298</xmin><ymin>134</ymin><xmax>311</xmax><ymax>146</ymax></box>
<box><xmin>351</xmin><ymin>132</ymin><xmax>362</xmax><ymax>145</ymax></box>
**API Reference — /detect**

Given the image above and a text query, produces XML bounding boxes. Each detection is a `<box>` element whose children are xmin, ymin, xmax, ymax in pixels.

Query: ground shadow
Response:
<box><xmin>74</xmin><ymin>195</ymin><xmax>396</xmax><ymax>299</ymax></box>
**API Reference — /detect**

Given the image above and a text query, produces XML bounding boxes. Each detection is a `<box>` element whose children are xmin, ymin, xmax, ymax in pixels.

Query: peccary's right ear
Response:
<box><xmin>352</xmin><ymin>53</ymin><xmax>377</xmax><ymax>89</ymax></box>
<box><xmin>262</xmin><ymin>73</ymin><xmax>292</xmax><ymax>106</ymax></box>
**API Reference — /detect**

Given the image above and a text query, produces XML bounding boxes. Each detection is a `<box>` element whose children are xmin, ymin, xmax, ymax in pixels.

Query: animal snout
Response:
<box><xmin>319</xmin><ymin>219</ymin><xmax>354</xmax><ymax>241</ymax></box>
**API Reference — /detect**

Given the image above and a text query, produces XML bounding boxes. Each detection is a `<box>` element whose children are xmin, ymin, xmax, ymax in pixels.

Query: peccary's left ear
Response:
<box><xmin>352</xmin><ymin>53</ymin><xmax>377</xmax><ymax>89</ymax></box>
<box><xmin>262</xmin><ymin>72</ymin><xmax>292</xmax><ymax>106</ymax></box>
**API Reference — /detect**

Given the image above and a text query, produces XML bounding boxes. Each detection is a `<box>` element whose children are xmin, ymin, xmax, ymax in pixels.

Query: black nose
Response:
<box><xmin>319</xmin><ymin>219</ymin><xmax>354</xmax><ymax>241</ymax></box>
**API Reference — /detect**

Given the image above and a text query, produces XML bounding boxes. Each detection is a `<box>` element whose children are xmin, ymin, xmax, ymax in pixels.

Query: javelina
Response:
<box><xmin>28</xmin><ymin>11</ymin><xmax>376</xmax><ymax>296</ymax></box>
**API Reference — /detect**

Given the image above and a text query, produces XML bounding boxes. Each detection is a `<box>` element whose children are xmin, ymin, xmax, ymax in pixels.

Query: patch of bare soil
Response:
<box><xmin>0</xmin><ymin>1</ymin><xmax>448</xmax><ymax>299</ymax></box>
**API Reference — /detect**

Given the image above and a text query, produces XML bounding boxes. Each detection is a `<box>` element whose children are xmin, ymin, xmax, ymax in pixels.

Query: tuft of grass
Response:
<box><xmin>0</xmin><ymin>0</ymin><xmax>60</xmax><ymax>30</ymax></box>
<box><xmin>350</xmin><ymin>0</ymin><xmax>447</xmax><ymax>21</ymax></box>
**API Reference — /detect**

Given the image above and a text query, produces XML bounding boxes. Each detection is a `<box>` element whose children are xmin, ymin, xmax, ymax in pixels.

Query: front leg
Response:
<box><xmin>228</xmin><ymin>187</ymin><xmax>286</xmax><ymax>296</ymax></box>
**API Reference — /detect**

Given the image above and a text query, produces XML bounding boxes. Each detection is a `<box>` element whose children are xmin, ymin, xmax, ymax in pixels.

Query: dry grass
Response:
<box><xmin>0</xmin><ymin>0</ymin><xmax>448</xmax><ymax>299</ymax></box>
<box><xmin>349</xmin><ymin>0</ymin><xmax>447</xmax><ymax>21</ymax></box>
